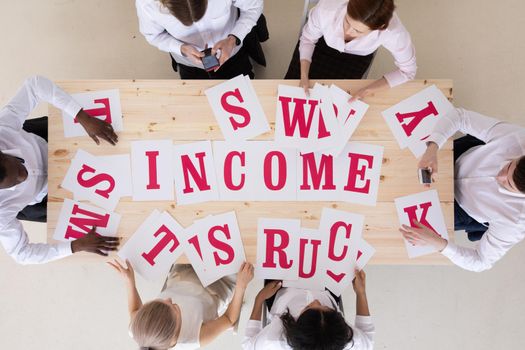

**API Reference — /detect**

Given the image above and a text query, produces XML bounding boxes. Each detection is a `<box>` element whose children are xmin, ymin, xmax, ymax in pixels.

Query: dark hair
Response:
<box><xmin>280</xmin><ymin>308</ymin><xmax>353</xmax><ymax>350</ymax></box>
<box><xmin>346</xmin><ymin>0</ymin><xmax>395</xmax><ymax>30</ymax></box>
<box><xmin>0</xmin><ymin>153</ymin><xmax>6</xmax><ymax>183</ymax></box>
<box><xmin>159</xmin><ymin>0</ymin><xmax>208</xmax><ymax>26</ymax></box>
<box><xmin>513</xmin><ymin>156</ymin><xmax>525</xmax><ymax>193</ymax></box>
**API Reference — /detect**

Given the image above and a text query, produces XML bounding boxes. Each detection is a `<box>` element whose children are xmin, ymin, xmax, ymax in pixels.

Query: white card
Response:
<box><xmin>61</xmin><ymin>149</ymin><xmax>121</xmax><ymax>211</ymax></box>
<box><xmin>318</xmin><ymin>208</ymin><xmax>364</xmax><ymax>297</ymax></box>
<box><xmin>213</xmin><ymin>141</ymin><xmax>256</xmax><ymax>200</ymax></box>
<box><xmin>282</xmin><ymin>228</ymin><xmax>325</xmax><ymax>291</ymax></box>
<box><xmin>205</xmin><ymin>75</ymin><xmax>269</xmax><ymax>141</ymax></box>
<box><xmin>274</xmin><ymin>85</ymin><xmax>339</xmax><ymax>152</ymax></box>
<box><xmin>74</xmin><ymin>154</ymin><xmax>132</xmax><ymax>200</ymax></box>
<box><xmin>173</xmin><ymin>141</ymin><xmax>219</xmax><ymax>205</ymax></box>
<box><xmin>335</xmin><ymin>142</ymin><xmax>384</xmax><ymax>206</ymax></box>
<box><xmin>118</xmin><ymin>211</ymin><xmax>185</xmax><ymax>281</ymax></box>
<box><xmin>131</xmin><ymin>140</ymin><xmax>175</xmax><ymax>201</ymax></box>
<box><xmin>382</xmin><ymin>85</ymin><xmax>453</xmax><ymax>151</ymax></box>
<box><xmin>394</xmin><ymin>190</ymin><xmax>449</xmax><ymax>258</ymax></box>
<box><xmin>356</xmin><ymin>239</ymin><xmax>375</xmax><ymax>270</ymax></box>
<box><xmin>62</xmin><ymin>89</ymin><xmax>123</xmax><ymax>138</ymax></box>
<box><xmin>296</xmin><ymin>151</ymin><xmax>338</xmax><ymax>201</ymax></box>
<box><xmin>255</xmin><ymin>218</ymin><xmax>301</xmax><ymax>280</ymax></box>
<box><xmin>53</xmin><ymin>199</ymin><xmax>121</xmax><ymax>242</ymax></box>
<box><xmin>326</xmin><ymin>84</ymin><xmax>369</xmax><ymax>157</ymax></box>
<box><xmin>199</xmin><ymin>211</ymin><xmax>246</xmax><ymax>283</ymax></box>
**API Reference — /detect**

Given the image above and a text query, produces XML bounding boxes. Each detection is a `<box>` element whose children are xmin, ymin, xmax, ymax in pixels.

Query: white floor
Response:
<box><xmin>0</xmin><ymin>0</ymin><xmax>524</xmax><ymax>349</ymax></box>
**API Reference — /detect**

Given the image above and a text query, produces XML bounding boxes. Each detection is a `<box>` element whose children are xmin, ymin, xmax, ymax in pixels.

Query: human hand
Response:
<box><xmin>418</xmin><ymin>142</ymin><xmax>439</xmax><ymax>186</ymax></box>
<box><xmin>299</xmin><ymin>76</ymin><xmax>311</xmax><ymax>96</ymax></box>
<box><xmin>236</xmin><ymin>262</ymin><xmax>254</xmax><ymax>290</ymax></box>
<box><xmin>181</xmin><ymin>44</ymin><xmax>205</xmax><ymax>65</ymax></box>
<box><xmin>71</xmin><ymin>226</ymin><xmax>120</xmax><ymax>256</ymax></box>
<box><xmin>212</xmin><ymin>35</ymin><xmax>237</xmax><ymax>67</ymax></box>
<box><xmin>399</xmin><ymin>220</ymin><xmax>448</xmax><ymax>251</ymax></box>
<box><xmin>76</xmin><ymin>109</ymin><xmax>118</xmax><ymax>146</ymax></box>
<box><xmin>352</xmin><ymin>269</ymin><xmax>366</xmax><ymax>296</ymax></box>
<box><xmin>256</xmin><ymin>280</ymin><xmax>282</xmax><ymax>301</ymax></box>
<box><xmin>107</xmin><ymin>258</ymin><xmax>135</xmax><ymax>285</ymax></box>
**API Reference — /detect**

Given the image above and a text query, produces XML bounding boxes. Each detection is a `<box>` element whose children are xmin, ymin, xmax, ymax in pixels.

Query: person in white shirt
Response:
<box><xmin>399</xmin><ymin>108</ymin><xmax>525</xmax><ymax>272</ymax></box>
<box><xmin>286</xmin><ymin>0</ymin><xmax>417</xmax><ymax>101</ymax></box>
<box><xmin>136</xmin><ymin>0</ymin><xmax>264</xmax><ymax>79</ymax></box>
<box><xmin>242</xmin><ymin>270</ymin><xmax>374</xmax><ymax>350</ymax></box>
<box><xmin>0</xmin><ymin>76</ymin><xmax>120</xmax><ymax>264</ymax></box>
<box><xmin>108</xmin><ymin>258</ymin><xmax>254</xmax><ymax>350</ymax></box>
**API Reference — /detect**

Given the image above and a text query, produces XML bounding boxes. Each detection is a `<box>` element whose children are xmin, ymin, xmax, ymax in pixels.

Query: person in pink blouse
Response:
<box><xmin>285</xmin><ymin>0</ymin><xmax>417</xmax><ymax>101</ymax></box>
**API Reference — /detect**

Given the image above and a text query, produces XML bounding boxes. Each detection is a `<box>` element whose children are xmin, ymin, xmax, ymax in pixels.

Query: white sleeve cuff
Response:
<box><xmin>58</xmin><ymin>241</ymin><xmax>74</xmax><ymax>257</ymax></box>
<box><xmin>383</xmin><ymin>70</ymin><xmax>409</xmax><ymax>88</ymax></box>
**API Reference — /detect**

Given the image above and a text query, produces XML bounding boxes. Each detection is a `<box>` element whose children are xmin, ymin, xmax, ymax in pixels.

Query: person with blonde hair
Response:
<box><xmin>108</xmin><ymin>259</ymin><xmax>254</xmax><ymax>349</ymax></box>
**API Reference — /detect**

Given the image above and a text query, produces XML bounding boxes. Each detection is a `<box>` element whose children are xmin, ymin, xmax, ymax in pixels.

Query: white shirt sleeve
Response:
<box><xmin>427</xmin><ymin>108</ymin><xmax>520</xmax><ymax>148</ymax></box>
<box><xmin>241</xmin><ymin>319</ymin><xmax>264</xmax><ymax>350</ymax></box>
<box><xmin>136</xmin><ymin>1</ymin><xmax>185</xmax><ymax>56</ymax></box>
<box><xmin>0</xmin><ymin>218</ymin><xmax>72</xmax><ymax>265</ymax></box>
<box><xmin>441</xmin><ymin>224</ymin><xmax>521</xmax><ymax>272</ymax></box>
<box><xmin>345</xmin><ymin>316</ymin><xmax>375</xmax><ymax>350</ymax></box>
<box><xmin>0</xmin><ymin>75</ymin><xmax>81</xmax><ymax>130</ymax></box>
<box><xmin>299</xmin><ymin>4</ymin><xmax>324</xmax><ymax>62</ymax></box>
<box><xmin>382</xmin><ymin>25</ymin><xmax>417</xmax><ymax>87</ymax></box>
<box><xmin>230</xmin><ymin>0</ymin><xmax>263</xmax><ymax>42</ymax></box>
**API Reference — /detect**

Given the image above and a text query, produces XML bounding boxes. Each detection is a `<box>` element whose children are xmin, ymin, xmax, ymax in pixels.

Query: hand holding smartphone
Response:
<box><xmin>201</xmin><ymin>48</ymin><xmax>220</xmax><ymax>72</ymax></box>
<box><xmin>418</xmin><ymin>168</ymin><xmax>433</xmax><ymax>185</ymax></box>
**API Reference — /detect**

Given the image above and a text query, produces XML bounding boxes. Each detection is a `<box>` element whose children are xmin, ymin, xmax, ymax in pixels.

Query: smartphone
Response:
<box><xmin>201</xmin><ymin>48</ymin><xmax>220</xmax><ymax>72</ymax></box>
<box><xmin>418</xmin><ymin>168</ymin><xmax>432</xmax><ymax>184</ymax></box>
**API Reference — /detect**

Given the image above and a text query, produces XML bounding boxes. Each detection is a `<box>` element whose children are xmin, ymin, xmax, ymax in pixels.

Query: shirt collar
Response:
<box><xmin>498</xmin><ymin>185</ymin><xmax>525</xmax><ymax>198</ymax></box>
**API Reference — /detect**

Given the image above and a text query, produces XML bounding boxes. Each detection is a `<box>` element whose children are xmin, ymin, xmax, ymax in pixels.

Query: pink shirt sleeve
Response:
<box><xmin>382</xmin><ymin>16</ymin><xmax>417</xmax><ymax>87</ymax></box>
<box><xmin>299</xmin><ymin>4</ymin><xmax>325</xmax><ymax>62</ymax></box>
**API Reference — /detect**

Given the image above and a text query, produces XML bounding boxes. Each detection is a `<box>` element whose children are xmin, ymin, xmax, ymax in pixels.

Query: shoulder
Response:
<box><xmin>136</xmin><ymin>0</ymin><xmax>168</xmax><ymax>16</ymax></box>
<box><xmin>313</xmin><ymin>0</ymin><xmax>347</xmax><ymax>16</ymax></box>
<box><xmin>384</xmin><ymin>12</ymin><xmax>408</xmax><ymax>35</ymax></box>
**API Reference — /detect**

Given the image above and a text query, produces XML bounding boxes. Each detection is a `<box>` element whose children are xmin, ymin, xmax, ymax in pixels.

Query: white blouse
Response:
<box><xmin>136</xmin><ymin>0</ymin><xmax>263</xmax><ymax>68</ymax></box>
<box><xmin>299</xmin><ymin>0</ymin><xmax>417</xmax><ymax>87</ymax></box>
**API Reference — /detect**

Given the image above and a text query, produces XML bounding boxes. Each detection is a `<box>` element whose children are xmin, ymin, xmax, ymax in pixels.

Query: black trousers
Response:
<box><xmin>453</xmin><ymin>135</ymin><xmax>488</xmax><ymax>241</ymax></box>
<box><xmin>16</xmin><ymin>117</ymin><xmax>48</xmax><ymax>223</ymax></box>
<box><xmin>284</xmin><ymin>37</ymin><xmax>375</xmax><ymax>80</ymax></box>
<box><xmin>172</xmin><ymin>47</ymin><xmax>254</xmax><ymax>79</ymax></box>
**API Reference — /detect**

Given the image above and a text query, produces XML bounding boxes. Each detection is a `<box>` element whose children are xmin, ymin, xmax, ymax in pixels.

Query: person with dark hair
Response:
<box><xmin>136</xmin><ymin>0</ymin><xmax>263</xmax><ymax>79</ymax></box>
<box><xmin>0</xmin><ymin>76</ymin><xmax>119</xmax><ymax>264</ymax></box>
<box><xmin>285</xmin><ymin>0</ymin><xmax>416</xmax><ymax>100</ymax></box>
<box><xmin>108</xmin><ymin>258</ymin><xmax>254</xmax><ymax>350</ymax></box>
<box><xmin>242</xmin><ymin>270</ymin><xmax>374</xmax><ymax>350</ymax></box>
<box><xmin>400</xmin><ymin>108</ymin><xmax>525</xmax><ymax>272</ymax></box>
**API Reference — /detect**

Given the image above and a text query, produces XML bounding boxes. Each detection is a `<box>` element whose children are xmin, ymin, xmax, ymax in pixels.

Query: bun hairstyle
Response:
<box><xmin>130</xmin><ymin>300</ymin><xmax>178</xmax><ymax>350</ymax></box>
<box><xmin>159</xmin><ymin>0</ymin><xmax>208</xmax><ymax>26</ymax></box>
<box><xmin>281</xmin><ymin>308</ymin><xmax>354</xmax><ymax>350</ymax></box>
<box><xmin>346</xmin><ymin>0</ymin><xmax>396</xmax><ymax>30</ymax></box>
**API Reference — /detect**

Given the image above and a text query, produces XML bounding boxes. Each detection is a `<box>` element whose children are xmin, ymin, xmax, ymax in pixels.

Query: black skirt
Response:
<box><xmin>285</xmin><ymin>37</ymin><xmax>375</xmax><ymax>79</ymax></box>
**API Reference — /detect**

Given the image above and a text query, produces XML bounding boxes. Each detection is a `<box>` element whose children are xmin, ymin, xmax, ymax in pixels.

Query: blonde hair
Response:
<box><xmin>130</xmin><ymin>300</ymin><xmax>178</xmax><ymax>350</ymax></box>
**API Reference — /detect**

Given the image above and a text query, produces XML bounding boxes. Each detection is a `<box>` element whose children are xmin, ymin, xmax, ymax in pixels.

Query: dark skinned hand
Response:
<box><xmin>76</xmin><ymin>109</ymin><xmax>118</xmax><ymax>146</ymax></box>
<box><xmin>71</xmin><ymin>226</ymin><xmax>120</xmax><ymax>256</ymax></box>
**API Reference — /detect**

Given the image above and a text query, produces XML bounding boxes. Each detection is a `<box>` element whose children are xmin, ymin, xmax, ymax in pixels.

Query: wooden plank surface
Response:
<box><xmin>48</xmin><ymin>79</ymin><xmax>454</xmax><ymax>265</ymax></box>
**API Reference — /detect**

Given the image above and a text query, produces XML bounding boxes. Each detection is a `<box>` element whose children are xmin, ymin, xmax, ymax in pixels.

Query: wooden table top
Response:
<box><xmin>48</xmin><ymin>79</ymin><xmax>454</xmax><ymax>265</ymax></box>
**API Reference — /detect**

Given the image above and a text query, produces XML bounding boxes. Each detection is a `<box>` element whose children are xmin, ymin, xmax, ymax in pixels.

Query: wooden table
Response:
<box><xmin>48</xmin><ymin>79</ymin><xmax>454</xmax><ymax>265</ymax></box>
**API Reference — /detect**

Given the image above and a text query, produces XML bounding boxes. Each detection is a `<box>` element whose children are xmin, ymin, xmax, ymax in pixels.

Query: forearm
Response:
<box><xmin>249</xmin><ymin>295</ymin><xmax>265</xmax><ymax>321</ymax></box>
<box><xmin>300</xmin><ymin>59</ymin><xmax>311</xmax><ymax>80</ymax></box>
<box><xmin>356</xmin><ymin>292</ymin><xmax>370</xmax><ymax>317</ymax></box>
<box><xmin>224</xmin><ymin>285</ymin><xmax>246</xmax><ymax>325</ymax></box>
<box><xmin>126</xmin><ymin>280</ymin><xmax>142</xmax><ymax>315</ymax></box>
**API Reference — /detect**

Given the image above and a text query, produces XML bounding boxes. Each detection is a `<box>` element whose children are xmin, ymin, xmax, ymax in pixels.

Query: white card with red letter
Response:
<box><xmin>282</xmin><ymin>228</ymin><xmax>325</xmax><ymax>291</ymax></box>
<box><xmin>62</xmin><ymin>89</ymin><xmax>123</xmax><ymax>138</ymax></box>
<box><xmin>274</xmin><ymin>85</ymin><xmax>339</xmax><ymax>152</ymax></box>
<box><xmin>199</xmin><ymin>212</ymin><xmax>246</xmax><ymax>284</ymax></box>
<box><xmin>318</xmin><ymin>208</ymin><xmax>363</xmax><ymax>296</ymax></box>
<box><xmin>213</xmin><ymin>141</ymin><xmax>255</xmax><ymax>200</ymax></box>
<box><xmin>74</xmin><ymin>154</ymin><xmax>132</xmax><ymax>201</ymax></box>
<box><xmin>335</xmin><ymin>142</ymin><xmax>384</xmax><ymax>206</ymax></box>
<box><xmin>255</xmin><ymin>218</ymin><xmax>301</xmax><ymax>280</ymax></box>
<box><xmin>53</xmin><ymin>199</ymin><xmax>121</xmax><ymax>242</ymax></box>
<box><xmin>356</xmin><ymin>239</ymin><xmax>375</xmax><ymax>270</ymax></box>
<box><xmin>173</xmin><ymin>141</ymin><xmax>219</xmax><ymax>205</ymax></box>
<box><xmin>205</xmin><ymin>75</ymin><xmax>269</xmax><ymax>141</ymax></box>
<box><xmin>394</xmin><ymin>190</ymin><xmax>449</xmax><ymax>258</ymax></box>
<box><xmin>181</xmin><ymin>217</ymin><xmax>217</xmax><ymax>287</ymax></box>
<box><xmin>61</xmin><ymin>149</ymin><xmax>121</xmax><ymax>211</ymax></box>
<box><xmin>297</xmin><ymin>152</ymin><xmax>338</xmax><ymax>201</ymax></box>
<box><xmin>118</xmin><ymin>211</ymin><xmax>185</xmax><ymax>281</ymax></box>
<box><xmin>326</xmin><ymin>84</ymin><xmax>369</xmax><ymax>157</ymax></box>
<box><xmin>131</xmin><ymin>140</ymin><xmax>174</xmax><ymax>201</ymax></box>
<box><xmin>382</xmin><ymin>85</ymin><xmax>453</xmax><ymax>155</ymax></box>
